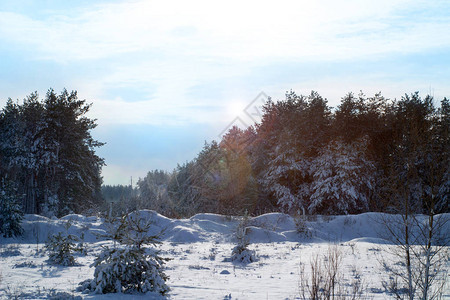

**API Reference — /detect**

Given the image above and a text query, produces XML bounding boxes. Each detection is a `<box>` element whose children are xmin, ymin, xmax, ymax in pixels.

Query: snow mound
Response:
<box><xmin>246</xmin><ymin>226</ymin><xmax>287</xmax><ymax>243</ymax></box>
<box><xmin>191</xmin><ymin>219</ymin><xmax>231</xmax><ymax>234</ymax></box>
<box><xmin>60</xmin><ymin>214</ymin><xmax>89</xmax><ymax>222</ymax></box>
<box><xmin>10</xmin><ymin>211</ymin><xmax>449</xmax><ymax>245</ymax></box>
<box><xmin>23</xmin><ymin>214</ymin><xmax>50</xmax><ymax>222</ymax></box>
<box><xmin>348</xmin><ymin>237</ymin><xmax>390</xmax><ymax>244</ymax></box>
<box><xmin>86</xmin><ymin>216</ymin><xmax>100</xmax><ymax>222</ymax></box>
<box><xmin>21</xmin><ymin>219</ymin><xmax>64</xmax><ymax>242</ymax></box>
<box><xmin>168</xmin><ymin>225</ymin><xmax>202</xmax><ymax>243</ymax></box>
<box><xmin>128</xmin><ymin>209</ymin><xmax>173</xmax><ymax>229</ymax></box>
<box><xmin>190</xmin><ymin>213</ymin><xmax>234</xmax><ymax>224</ymax></box>
<box><xmin>281</xmin><ymin>230</ymin><xmax>306</xmax><ymax>241</ymax></box>
<box><xmin>251</xmin><ymin>213</ymin><xmax>295</xmax><ymax>232</ymax></box>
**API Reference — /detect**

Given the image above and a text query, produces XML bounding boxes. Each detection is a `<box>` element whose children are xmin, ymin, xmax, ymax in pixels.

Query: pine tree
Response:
<box><xmin>137</xmin><ymin>170</ymin><xmax>172</xmax><ymax>214</ymax></box>
<box><xmin>195</xmin><ymin>141</ymin><xmax>230</xmax><ymax>213</ymax></box>
<box><xmin>219</xmin><ymin>126</ymin><xmax>259</xmax><ymax>214</ymax></box>
<box><xmin>167</xmin><ymin>161</ymin><xmax>202</xmax><ymax>217</ymax></box>
<box><xmin>0</xmin><ymin>99</ymin><xmax>24</xmax><ymax>189</ymax></box>
<box><xmin>0</xmin><ymin>89</ymin><xmax>105</xmax><ymax>216</ymax></box>
<box><xmin>18</xmin><ymin>93</ymin><xmax>46</xmax><ymax>215</ymax></box>
<box><xmin>257</xmin><ymin>91</ymin><xmax>331</xmax><ymax>214</ymax></box>
<box><xmin>231</xmin><ymin>210</ymin><xmax>256</xmax><ymax>264</ymax></box>
<box><xmin>0</xmin><ymin>180</ymin><xmax>24</xmax><ymax>238</ymax></box>
<box><xmin>45</xmin><ymin>227</ymin><xmax>80</xmax><ymax>266</ymax></box>
<box><xmin>309</xmin><ymin>137</ymin><xmax>375</xmax><ymax>214</ymax></box>
<box><xmin>42</xmin><ymin>89</ymin><xmax>105</xmax><ymax>215</ymax></box>
<box><xmin>79</xmin><ymin>212</ymin><xmax>170</xmax><ymax>295</ymax></box>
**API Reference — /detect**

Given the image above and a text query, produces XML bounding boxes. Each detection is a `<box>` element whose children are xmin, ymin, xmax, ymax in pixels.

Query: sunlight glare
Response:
<box><xmin>226</xmin><ymin>100</ymin><xmax>246</xmax><ymax>118</ymax></box>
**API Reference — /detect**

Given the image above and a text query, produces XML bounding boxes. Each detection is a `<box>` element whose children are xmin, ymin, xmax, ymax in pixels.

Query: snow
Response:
<box><xmin>0</xmin><ymin>211</ymin><xmax>449</xmax><ymax>299</ymax></box>
<box><xmin>169</xmin><ymin>226</ymin><xmax>202</xmax><ymax>243</ymax></box>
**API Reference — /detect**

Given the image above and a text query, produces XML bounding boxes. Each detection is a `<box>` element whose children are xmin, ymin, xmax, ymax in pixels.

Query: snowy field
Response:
<box><xmin>0</xmin><ymin>211</ymin><xmax>448</xmax><ymax>299</ymax></box>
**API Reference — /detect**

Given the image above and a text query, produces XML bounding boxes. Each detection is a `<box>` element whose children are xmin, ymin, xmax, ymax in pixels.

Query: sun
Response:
<box><xmin>226</xmin><ymin>100</ymin><xmax>246</xmax><ymax>117</ymax></box>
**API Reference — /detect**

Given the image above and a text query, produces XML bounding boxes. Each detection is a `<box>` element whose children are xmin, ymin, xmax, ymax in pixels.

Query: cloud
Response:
<box><xmin>1</xmin><ymin>0</ymin><xmax>449</xmax><ymax>62</ymax></box>
<box><xmin>88</xmin><ymin>97</ymin><xmax>225</xmax><ymax>126</ymax></box>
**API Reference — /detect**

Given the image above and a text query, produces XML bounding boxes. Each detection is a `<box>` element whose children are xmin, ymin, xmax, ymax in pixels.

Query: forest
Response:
<box><xmin>2</xmin><ymin>89</ymin><xmax>448</xmax><ymax>219</ymax></box>
<box><xmin>1</xmin><ymin>89</ymin><xmax>449</xmax><ymax>219</ymax></box>
<box><xmin>0</xmin><ymin>89</ymin><xmax>104</xmax><ymax>218</ymax></box>
<box><xmin>102</xmin><ymin>90</ymin><xmax>449</xmax><ymax>218</ymax></box>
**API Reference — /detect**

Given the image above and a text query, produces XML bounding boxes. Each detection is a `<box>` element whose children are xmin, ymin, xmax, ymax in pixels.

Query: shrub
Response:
<box><xmin>299</xmin><ymin>245</ymin><xmax>366</xmax><ymax>299</ymax></box>
<box><xmin>294</xmin><ymin>214</ymin><xmax>313</xmax><ymax>238</ymax></box>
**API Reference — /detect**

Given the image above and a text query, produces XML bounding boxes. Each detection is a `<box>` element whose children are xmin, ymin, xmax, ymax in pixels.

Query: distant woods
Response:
<box><xmin>110</xmin><ymin>91</ymin><xmax>449</xmax><ymax>218</ymax></box>
<box><xmin>0</xmin><ymin>89</ymin><xmax>104</xmax><ymax>217</ymax></box>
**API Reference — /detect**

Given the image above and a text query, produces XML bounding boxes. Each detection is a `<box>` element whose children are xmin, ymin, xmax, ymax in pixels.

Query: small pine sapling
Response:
<box><xmin>79</xmin><ymin>212</ymin><xmax>170</xmax><ymax>295</ymax></box>
<box><xmin>45</xmin><ymin>221</ymin><xmax>81</xmax><ymax>266</ymax></box>
<box><xmin>231</xmin><ymin>210</ymin><xmax>256</xmax><ymax>264</ymax></box>
<box><xmin>294</xmin><ymin>210</ymin><xmax>312</xmax><ymax>238</ymax></box>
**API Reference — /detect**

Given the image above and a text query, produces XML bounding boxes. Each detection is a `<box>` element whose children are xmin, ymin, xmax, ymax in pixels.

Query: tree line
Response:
<box><xmin>0</xmin><ymin>89</ymin><xmax>104</xmax><ymax>217</ymax></box>
<box><xmin>114</xmin><ymin>91</ymin><xmax>449</xmax><ymax>217</ymax></box>
<box><xmin>1</xmin><ymin>89</ymin><xmax>448</xmax><ymax>219</ymax></box>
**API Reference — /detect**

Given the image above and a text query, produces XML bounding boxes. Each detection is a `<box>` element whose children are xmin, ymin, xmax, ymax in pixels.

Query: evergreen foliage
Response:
<box><xmin>45</xmin><ymin>232</ymin><xmax>79</xmax><ymax>266</ymax></box>
<box><xmin>231</xmin><ymin>211</ymin><xmax>256</xmax><ymax>264</ymax></box>
<box><xmin>45</xmin><ymin>221</ymin><xmax>84</xmax><ymax>266</ymax></box>
<box><xmin>0</xmin><ymin>89</ymin><xmax>105</xmax><ymax>217</ymax></box>
<box><xmin>79</xmin><ymin>212</ymin><xmax>170</xmax><ymax>295</ymax></box>
<box><xmin>2</xmin><ymin>88</ymin><xmax>448</xmax><ymax>217</ymax></box>
<box><xmin>309</xmin><ymin>138</ymin><xmax>375</xmax><ymax>214</ymax></box>
<box><xmin>167</xmin><ymin>161</ymin><xmax>202</xmax><ymax>217</ymax></box>
<box><xmin>0</xmin><ymin>180</ymin><xmax>24</xmax><ymax>238</ymax></box>
<box><xmin>137</xmin><ymin>170</ymin><xmax>172</xmax><ymax>214</ymax></box>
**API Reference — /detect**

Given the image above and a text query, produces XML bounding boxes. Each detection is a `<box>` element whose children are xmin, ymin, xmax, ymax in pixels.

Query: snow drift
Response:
<box><xmin>9</xmin><ymin>210</ymin><xmax>450</xmax><ymax>245</ymax></box>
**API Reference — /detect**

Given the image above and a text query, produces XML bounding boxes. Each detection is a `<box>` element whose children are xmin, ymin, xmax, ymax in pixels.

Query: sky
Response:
<box><xmin>0</xmin><ymin>0</ymin><xmax>449</xmax><ymax>185</ymax></box>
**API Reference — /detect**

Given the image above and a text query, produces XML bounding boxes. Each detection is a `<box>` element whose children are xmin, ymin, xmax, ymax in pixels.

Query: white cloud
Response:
<box><xmin>88</xmin><ymin>96</ymin><xmax>224</xmax><ymax>126</ymax></box>
<box><xmin>1</xmin><ymin>0</ymin><xmax>448</xmax><ymax>62</ymax></box>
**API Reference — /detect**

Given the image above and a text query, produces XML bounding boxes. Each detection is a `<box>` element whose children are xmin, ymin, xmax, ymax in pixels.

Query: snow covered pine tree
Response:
<box><xmin>231</xmin><ymin>211</ymin><xmax>256</xmax><ymax>264</ymax></box>
<box><xmin>0</xmin><ymin>180</ymin><xmax>23</xmax><ymax>238</ymax></box>
<box><xmin>45</xmin><ymin>221</ymin><xmax>82</xmax><ymax>266</ymax></box>
<box><xmin>78</xmin><ymin>212</ymin><xmax>170</xmax><ymax>295</ymax></box>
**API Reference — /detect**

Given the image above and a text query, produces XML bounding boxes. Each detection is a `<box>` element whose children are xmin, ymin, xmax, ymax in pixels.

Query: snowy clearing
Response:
<box><xmin>0</xmin><ymin>211</ymin><xmax>449</xmax><ymax>299</ymax></box>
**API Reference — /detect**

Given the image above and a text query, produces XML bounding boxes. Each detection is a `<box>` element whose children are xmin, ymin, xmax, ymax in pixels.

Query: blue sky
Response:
<box><xmin>1</xmin><ymin>0</ymin><xmax>449</xmax><ymax>185</ymax></box>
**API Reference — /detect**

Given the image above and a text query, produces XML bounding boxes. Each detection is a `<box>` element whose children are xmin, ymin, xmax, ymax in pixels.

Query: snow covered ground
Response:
<box><xmin>0</xmin><ymin>211</ymin><xmax>448</xmax><ymax>299</ymax></box>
